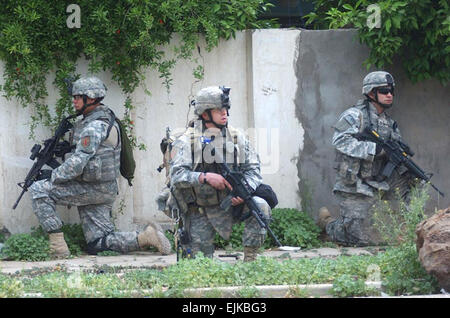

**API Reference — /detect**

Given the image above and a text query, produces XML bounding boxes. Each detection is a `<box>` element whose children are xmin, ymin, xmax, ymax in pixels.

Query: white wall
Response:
<box><xmin>250</xmin><ymin>29</ymin><xmax>303</xmax><ymax>211</ymax></box>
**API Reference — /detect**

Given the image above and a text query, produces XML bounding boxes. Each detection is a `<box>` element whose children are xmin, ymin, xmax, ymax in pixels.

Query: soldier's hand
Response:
<box><xmin>202</xmin><ymin>173</ymin><xmax>232</xmax><ymax>191</ymax></box>
<box><xmin>375</xmin><ymin>144</ymin><xmax>386</xmax><ymax>157</ymax></box>
<box><xmin>231</xmin><ymin>196</ymin><xmax>244</xmax><ymax>206</ymax></box>
<box><xmin>54</xmin><ymin>141</ymin><xmax>74</xmax><ymax>158</ymax></box>
<box><xmin>35</xmin><ymin>169</ymin><xmax>52</xmax><ymax>181</ymax></box>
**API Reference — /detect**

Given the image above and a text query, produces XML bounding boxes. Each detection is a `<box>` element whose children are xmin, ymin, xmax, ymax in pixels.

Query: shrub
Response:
<box><xmin>378</xmin><ymin>244</ymin><xmax>438</xmax><ymax>295</ymax></box>
<box><xmin>60</xmin><ymin>224</ymin><xmax>87</xmax><ymax>256</ymax></box>
<box><xmin>2</xmin><ymin>233</ymin><xmax>50</xmax><ymax>261</ymax></box>
<box><xmin>264</xmin><ymin>208</ymin><xmax>322</xmax><ymax>248</ymax></box>
<box><xmin>372</xmin><ymin>184</ymin><xmax>429</xmax><ymax>246</ymax></box>
<box><xmin>214</xmin><ymin>208</ymin><xmax>321</xmax><ymax>249</ymax></box>
<box><xmin>371</xmin><ymin>184</ymin><xmax>439</xmax><ymax>295</ymax></box>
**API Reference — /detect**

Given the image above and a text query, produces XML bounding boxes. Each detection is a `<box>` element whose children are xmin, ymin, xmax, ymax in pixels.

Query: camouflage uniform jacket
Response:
<box><xmin>51</xmin><ymin>105</ymin><xmax>121</xmax><ymax>184</ymax></box>
<box><xmin>332</xmin><ymin>99</ymin><xmax>403</xmax><ymax>197</ymax></box>
<box><xmin>169</xmin><ymin>121</ymin><xmax>262</xmax><ymax>238</ymax></box>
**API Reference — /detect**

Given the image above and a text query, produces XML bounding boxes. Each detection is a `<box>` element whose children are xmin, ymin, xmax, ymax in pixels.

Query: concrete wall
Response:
<box><xmin>1</xmin><ymin>29</ymin><xmax>448</xmax><ymax>234</ymax></box>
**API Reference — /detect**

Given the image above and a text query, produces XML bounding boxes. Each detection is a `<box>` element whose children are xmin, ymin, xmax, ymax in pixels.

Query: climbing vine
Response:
<box><xmin>0</xmin><ymin>0</ymin><xmax>276</xmax><ymax>140</ymax></box>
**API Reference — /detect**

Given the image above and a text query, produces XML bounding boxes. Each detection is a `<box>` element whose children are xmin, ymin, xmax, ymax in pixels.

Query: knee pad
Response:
<box><xmin>86</xmin><ymin>236</ymin><xmax>109</xmax><ymax>255</ymax></box>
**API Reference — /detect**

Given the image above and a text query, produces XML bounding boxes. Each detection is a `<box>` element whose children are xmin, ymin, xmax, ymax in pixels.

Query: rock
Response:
<box><xmin>416</xmin><ymin>206</ymin><xmax>450</xmax><ymax>290</ymax></box>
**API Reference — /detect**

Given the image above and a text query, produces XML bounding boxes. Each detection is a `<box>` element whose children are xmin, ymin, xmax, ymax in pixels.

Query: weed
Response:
<box><xmin>2</xmin><ymin>233</ymin><xmax>50</xmax><ymax>261</ymax></box>
<box><xmin>0</xmin><ymin>275</ymin><xmax>24</xmax><ymax>297</ymax></box>
<box><xmin>371</xmin><ymin>184</ymin><xmax>439</xmax><ymax>295</ymax></box>
<box><xmin>213</xmin><ymin>208</ymin><xmax>321</xmax><ymax>249</ymax></box>
<box><xmin>331</xmin><ymin>274</ymin><xmax>378</xmax><ymax>297</ymax></box>
<box><xmin>237</xmin><ymin>286</ymin><xmax>260</xmax><ymax>298</ymax></box>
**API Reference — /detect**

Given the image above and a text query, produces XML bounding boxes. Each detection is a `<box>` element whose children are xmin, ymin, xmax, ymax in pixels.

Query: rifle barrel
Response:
<box><xmin>12</xmin><ymin>188</ymin><xmax>27</xmax><ymax>210</ymax></box>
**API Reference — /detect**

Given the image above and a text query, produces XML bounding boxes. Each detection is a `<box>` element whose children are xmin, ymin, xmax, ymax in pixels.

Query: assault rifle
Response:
<box><xmin>12</xmin><ymin>115</ymin><xmax>76</xmax><ymax>209</ymax></box>
<box><xmin>356</xmin><ymin>128</ymin><xmax>445</xmax><ymax>197</ymax></box>
<box><xmin>217</xmin><ymin>161</ymin><xmax>284</xmax><ymax>248</ymax></box>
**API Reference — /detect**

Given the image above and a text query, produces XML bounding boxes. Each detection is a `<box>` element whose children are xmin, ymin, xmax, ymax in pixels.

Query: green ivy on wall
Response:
<box><xmin>0</xmin><ymin>0</ymin><xmax>276</xmax><ymax>141</ymax></box>
<box><xmin>305</xmin><ymin>0</ymin><xmax>450</xmax><ymax>85</ymax></box>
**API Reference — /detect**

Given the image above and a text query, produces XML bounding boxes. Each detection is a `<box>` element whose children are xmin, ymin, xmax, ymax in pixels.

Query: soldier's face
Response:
<box><xmin>73</xmin><ymin>95</ymin><xmax>84</xmax><ymax>111</ymax></box>
<box><xmin>209</xmin><ymin>107</ymin><xmax>228</xmax><ymax>126</ymax></box>
<box><xmin>375</xmin><ymin>85</ymin><xmax>394</xmax><ymax>105</ymax></box>
<box><xmin>72</xmin><ymin>95</ymin><xmax>96</xmax><ymax>113</ymax></box>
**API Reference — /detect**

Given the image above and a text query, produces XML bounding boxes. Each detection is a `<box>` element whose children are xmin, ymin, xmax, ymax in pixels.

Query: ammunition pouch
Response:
<box><xmin>81</xmin><ymin>156</ymin><xmax>102</xmax><ymax>182</ymax></box>
<box><xmin>334</xmin><ymin>152</ymin><xmax>360</xmax><ymax>186</ymax></box>
<box><xmin>193</xmin><ymin>183</ymin><xmax>220</xmax><ymax>206</ymax></box>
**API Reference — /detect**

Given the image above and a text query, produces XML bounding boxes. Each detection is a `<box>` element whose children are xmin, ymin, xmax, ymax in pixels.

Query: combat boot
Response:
<box><xmin>48</xmin><ymin>232</ymin><xmax>70</xmax><ymax>259</ymax></box>
<box><xmin>317</xmin><ymin>207</ymin><xmax>334</xmax><ymax>230</ymax></box>
<box><xmin>243</xmin><ymin>246</ymin><xmax>259</xmax><ymax>262</ymax></box>
<box><xmin>138</xmin><ymin>222</ymin><xmax>172</xmax><ymax>255</ymax></box>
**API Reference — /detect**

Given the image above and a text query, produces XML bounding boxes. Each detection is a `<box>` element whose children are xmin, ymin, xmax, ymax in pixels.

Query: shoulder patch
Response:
<box><xmin>81</xmin><ymin>136</ymin><xmax>90</xmax><ymax>148</ymax></box>
<box><xmin>343</xmin><ymin>115</ymin><xmax>356</xmax><ymax>126</ymax></box>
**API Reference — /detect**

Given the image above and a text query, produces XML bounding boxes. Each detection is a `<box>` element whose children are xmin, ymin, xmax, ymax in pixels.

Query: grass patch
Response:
<box><xmin>0</xmin><ymin>249</ymin><xmax>438</xmax><ymax>298</ymax></box>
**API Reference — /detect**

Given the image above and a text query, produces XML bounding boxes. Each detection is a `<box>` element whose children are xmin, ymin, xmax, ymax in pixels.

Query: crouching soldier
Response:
<box><xmin>29</xmin><ymin>76</ymin><xmax>171</xmax><ymax>258</ymax></box>
<box><xmin>168</xmin><ymin>86</ymin><xmax>271</xmax><ymax>261</ymax></box>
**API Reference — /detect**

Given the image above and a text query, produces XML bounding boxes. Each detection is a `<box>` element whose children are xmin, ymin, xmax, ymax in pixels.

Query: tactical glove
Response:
<box><xmin>36</xmin><ymin>169</ymin><xmax>52</xmax><ymax>181</ymax></box>
<box><xmin>54</xmin><ymin>141</ymin><xmax>74</xmax><ymax>158</ymax></box>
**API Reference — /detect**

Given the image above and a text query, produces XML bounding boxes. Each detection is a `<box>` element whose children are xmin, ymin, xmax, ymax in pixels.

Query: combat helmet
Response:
<box><xmin>193</xmin><ymin>86</ymin><xmax>231</xmax><ymax>128</ymax></box>
<box><xmin>72</xmin><ymin>76</ymin><xmax>107</xmax><ymax>115</ymax></box>
<box><xmin>72</xmin><ymin>76</ymin><xmax>107</xmax><ymax>99</ymax></box>
<box><xmin>193</xmin><ymin>86</ymin><xmax>230</xmax><ymax>116</ymax></box>
<box><xmin>362</xmin><ymin>71</ymin><xmax>395</xmax><ymax>108</ymax></box>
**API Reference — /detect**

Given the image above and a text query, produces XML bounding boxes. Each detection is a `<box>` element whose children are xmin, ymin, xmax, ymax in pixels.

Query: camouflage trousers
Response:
<box><xmin>182</xmin><ymin>196</ymin><xmax>271</xmax><ymax>258</ymax></box>
<box><xmin>326</xmin><ymin>170</ymin><xmax>415</xmax><ymax>246</ymax></box>
<box><xmin>29</xmin><ymin>179</ymin><xmax>139</xmax><ymax>254</ymax></box>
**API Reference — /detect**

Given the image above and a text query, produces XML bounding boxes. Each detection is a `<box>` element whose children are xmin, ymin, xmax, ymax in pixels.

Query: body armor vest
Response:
<box><xmin>71</xmin><ymin>106</ymin><xmax>121</xmax><ymax>182</ymax></box>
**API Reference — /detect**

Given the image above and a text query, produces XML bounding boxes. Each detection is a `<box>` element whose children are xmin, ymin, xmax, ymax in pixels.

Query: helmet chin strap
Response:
<box><xmin>76</xmin><ymin>96</ymin><xmax>101</xmax><ymax>116</ymax></box>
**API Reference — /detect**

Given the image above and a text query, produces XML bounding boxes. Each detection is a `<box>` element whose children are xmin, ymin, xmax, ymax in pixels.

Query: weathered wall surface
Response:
<box><xmin>1</xmin><ymin>28</ymin><xmax>448</xmax><ymax>234</ymax></box>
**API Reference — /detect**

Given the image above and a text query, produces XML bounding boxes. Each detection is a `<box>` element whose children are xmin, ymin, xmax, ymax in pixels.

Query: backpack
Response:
<box><xmin>107</xmin><ymin>110</ymin><xmax>136</xmax><ymax>186</ymax></box>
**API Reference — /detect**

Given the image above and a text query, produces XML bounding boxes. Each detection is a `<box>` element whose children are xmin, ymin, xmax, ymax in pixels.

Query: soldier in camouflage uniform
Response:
<box><xmin>318</xmin><ymin>71</ymin><xmax>416</xmax><ymax>246</ymax></box>
<box><xmin>169</xmin><ymin>86</ymin><xmax>271</xmax><ymax>261</ymax></box>
<box><xmin>29</xmin><ymin>76</ymin><xmax>171</xmax><ymax>258</ymax></box>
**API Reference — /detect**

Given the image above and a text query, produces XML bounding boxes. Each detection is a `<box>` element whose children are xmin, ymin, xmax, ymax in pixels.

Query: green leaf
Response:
<box><xmin>342</xmin><ymin>4</ymin><xmax>354</xmax><ymax>11</ymax></box>
<box><xmin>385</xmin><ymin>19</ymin><xmax>392</xmax><ymax>32</ymax></box>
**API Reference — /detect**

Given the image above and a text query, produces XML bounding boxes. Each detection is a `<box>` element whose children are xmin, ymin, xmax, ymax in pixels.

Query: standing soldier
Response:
<box><xmin>169</xmin><ymin>86</ymin><xmax>271</xmax><ymax>261</ymax></box>
<box><xmin>318</xmin><ymin>71</ymin><xmax>416</xmax><ymax>246</ymax></box>
<box><xmin>29</xmin><ymin>76</ymin><xmax>171</xmax><ymax>258</ymax></box>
